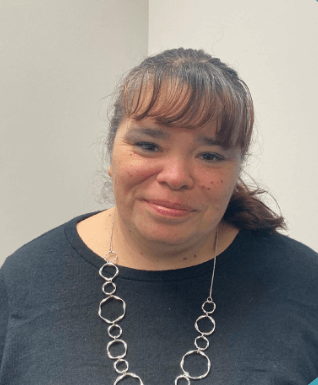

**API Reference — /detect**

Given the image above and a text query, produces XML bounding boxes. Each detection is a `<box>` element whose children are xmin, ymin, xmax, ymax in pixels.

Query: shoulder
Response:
<box><xmin>1</xmin><ymin>211</ymin><xmax>101</xmax><ymax>285</ymax></box>
<box><xmin>236</xmin><ymin>230</ymin><xmax>318</xmax><ymax>294</ymax></box>
<box><xmin>247</xmin><ymin>230</ymin><xmax>318</xmax><ymax>267</ymax></box>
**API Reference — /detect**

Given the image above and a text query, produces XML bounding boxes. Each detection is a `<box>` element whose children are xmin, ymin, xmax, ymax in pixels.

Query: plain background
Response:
<box><xmin>1</xmin><ymin>0</ymin><xmax>317</xmax><ymax>266</ymax></box>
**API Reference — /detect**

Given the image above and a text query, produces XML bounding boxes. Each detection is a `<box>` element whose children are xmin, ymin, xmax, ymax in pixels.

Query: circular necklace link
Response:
<box><xmin>194</xmin><ymin>314</ymin><xmax>216</xmax><ymax>336</ymax></box>
<box><xmin>102</xmin><ymin>281</ymin><xmax>117</xmax><ymax>295</ymax></box>
<box><xmin>99</xmin><ymin>261</ymin><xmax>119</xmax><ymax>281</ymax></box>
<box><xmin>98</xmin><ymin>213</ymin><xmax>218</xmax><ymax>384</ymax></box>
<box><xmin>107</xmin><ymin>339</ymin><xmax>128</xmax><ymax>360</ymax></box>
<box><xmin>114</xmin><ymin>358</ymin><xmax>129</xmax><ymax>374</ymax></box>
<box><xmin>194</xmin><ymin>335</ymin><xmax>210</xmax><ymax>351</ymax></box>
<box><xmin>108</xmin><ymin>323</ymin><xmax>123</xmax><ymax>339</ymax></box>
<box><xmin>180</xmin><ymin>350</ymin><xmax>211</xmax><ymax>380</ymax></box>
<box><xmin>202</xmin><ymin>299</ymin><xmax>216</xmax><ymax>314</ymax></box>
<box><xmin>98</xmin><ymin>294</ymin><xmax>126</xmax><ymax>324</ymax></box>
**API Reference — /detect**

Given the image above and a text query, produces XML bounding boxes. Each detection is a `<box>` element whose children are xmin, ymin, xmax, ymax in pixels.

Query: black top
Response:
<box><xmin>1</xmin><ymin>211</ymin><xmax>318</xmax><ymax>385</ymax></box>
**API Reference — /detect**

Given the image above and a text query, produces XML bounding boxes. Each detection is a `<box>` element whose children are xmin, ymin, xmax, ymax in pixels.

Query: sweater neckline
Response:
<box><xmin>65</xmin><ymin>210</ymin><xmax>249</xmax><ymax>282</ymax></box>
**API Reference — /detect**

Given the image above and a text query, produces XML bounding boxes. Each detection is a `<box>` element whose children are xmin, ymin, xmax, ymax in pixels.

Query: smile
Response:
<box><xmin>145</xmin><ymin>200</ymin><xmax>195</xmax><ymax>218</ymax></box>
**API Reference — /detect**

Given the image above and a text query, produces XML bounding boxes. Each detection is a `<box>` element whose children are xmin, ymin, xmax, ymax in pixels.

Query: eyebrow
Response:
<box><xmin>126</xmin><ymin>127</ymin><xmax>169</xmax><ymax>139</ymax></box>
<box><xmin>196</xmin><ymin>136</ymin><xmax>221</xmax><ymax>146</ymax></box>
<box><xmin>126</xmin><ymin>127</ymin><xmax>221</xmax><ymax>146</ymax></box>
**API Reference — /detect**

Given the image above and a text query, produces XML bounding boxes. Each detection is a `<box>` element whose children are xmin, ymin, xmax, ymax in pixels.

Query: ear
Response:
<box><xmin>108</xmin><ymin>166</ymin><xmax>112</xmax><ymax>177</ymax></box>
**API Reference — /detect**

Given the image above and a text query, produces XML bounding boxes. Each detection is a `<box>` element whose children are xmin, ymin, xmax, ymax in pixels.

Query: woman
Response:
<box><xmin>1</xmin><ymin>48</ymin><xmax>317</xmax><ymax>385</ymax></box>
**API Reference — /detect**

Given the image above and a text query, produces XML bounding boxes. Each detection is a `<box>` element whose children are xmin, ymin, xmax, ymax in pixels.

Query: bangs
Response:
<box><xmin>120</xmin><ymin>61</ymin><xmax>253</xmax><ymax>152</ymax></box>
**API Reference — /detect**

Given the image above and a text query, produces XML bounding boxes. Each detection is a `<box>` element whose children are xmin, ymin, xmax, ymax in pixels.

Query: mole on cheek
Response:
<box><xmin>220</xmin><ymin>179</ymin><xmax>224</xmax><ymax>183</ymax></box>
<box><xmin>194</xmin><ymin>254</ymin><xmax>197</xmax><ymax>258</ymax></box>
<box><xmin>207</xmin><ymin>188</ymin><xmax>211</xmax><ymax>190</ymax></box>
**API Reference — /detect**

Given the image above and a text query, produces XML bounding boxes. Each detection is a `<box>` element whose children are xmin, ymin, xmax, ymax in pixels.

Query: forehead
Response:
<box><xmin>118</xmin><ymin>117</ymin><xmax>223</xmax><ymax>146</ymax></box>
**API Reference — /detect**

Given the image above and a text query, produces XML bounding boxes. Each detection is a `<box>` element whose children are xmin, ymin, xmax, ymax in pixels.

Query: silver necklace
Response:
<box><xmin>98</xmin><ymin>214</ymin><xmax>218</xmax><ymax>385</ymax></box>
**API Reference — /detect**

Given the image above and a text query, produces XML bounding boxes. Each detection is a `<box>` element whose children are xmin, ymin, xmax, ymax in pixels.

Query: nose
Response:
<box><xmin>156</xmin><ymin>155</ymin><xmax>194</xmax><ymax>190</ymax></box>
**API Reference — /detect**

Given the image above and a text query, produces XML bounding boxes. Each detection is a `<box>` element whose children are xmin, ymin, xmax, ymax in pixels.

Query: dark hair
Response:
<box><xmin>103</xmin><ymin>48</ymin><xmax>286</xmax><ymax>233</ymax></box>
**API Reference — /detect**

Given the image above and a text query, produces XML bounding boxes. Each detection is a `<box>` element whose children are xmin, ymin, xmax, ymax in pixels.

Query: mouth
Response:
<box><xmin>146</xmin><ymin>200</ymin><xmax>194</xmax><ymax>211</ymax></box>
<box><xmin>144</xmin><ymin>200</ymin><xmax>195</xmax><ymax>218</ymax></box>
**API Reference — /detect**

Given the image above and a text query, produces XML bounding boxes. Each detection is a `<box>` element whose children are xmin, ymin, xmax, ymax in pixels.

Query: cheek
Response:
<box><xmin>200</xmin><ymin>168</ymin><xmax>238</xmax><ymax>201</ymax></box>
<box><xmin>112</xmin><ymin>153</ymin><xmax>158</xmax><ymax>191</ymax></box>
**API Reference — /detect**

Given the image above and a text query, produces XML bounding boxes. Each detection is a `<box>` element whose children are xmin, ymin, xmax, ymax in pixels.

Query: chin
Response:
<box><xmin>133</xmin><ymin>218</ymin><xmax>203</xmax><ymax>246</ymax></box>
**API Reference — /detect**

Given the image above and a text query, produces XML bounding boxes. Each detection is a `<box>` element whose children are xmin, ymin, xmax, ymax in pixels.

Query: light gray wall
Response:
<box><xmin>149</xmin><ymin>0</ymin><xmax>318</xmax><ymax>252</ymax></box>
<box><xmin>1</xmin><ymin>0</ymin><xmax>148</xmax><ymax>265</ymax></box>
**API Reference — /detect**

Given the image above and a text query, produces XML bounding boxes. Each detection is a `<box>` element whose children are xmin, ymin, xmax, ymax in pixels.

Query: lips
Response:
<box><xmin>145</xmin><ymin>200</ymin><xmax>195</xmax><ymax>211</ymax></box>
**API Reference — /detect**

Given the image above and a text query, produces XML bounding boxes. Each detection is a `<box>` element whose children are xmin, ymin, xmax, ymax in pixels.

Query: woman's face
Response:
<box><xmin>108</xmin><ymin>116</ymin><xmax>242</xmax><ymax>248</ymax></box>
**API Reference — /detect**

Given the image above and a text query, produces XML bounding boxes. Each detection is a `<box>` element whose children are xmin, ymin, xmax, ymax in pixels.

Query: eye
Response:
<box><xmin>135</xmin><ymin>142</ymin><xmax>160</xmax><ymax>152</ymax></box>
<box><xmin>200</xmin><ymin>153</ymin><xmax>225</xmax><ymax>162</ymax></box>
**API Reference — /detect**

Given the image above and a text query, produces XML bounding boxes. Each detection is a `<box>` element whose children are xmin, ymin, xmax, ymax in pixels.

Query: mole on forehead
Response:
<box><xmin>125</xmin><ymin>127</ymin><xmax>222</xmax><ymax>146</ymax></box>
